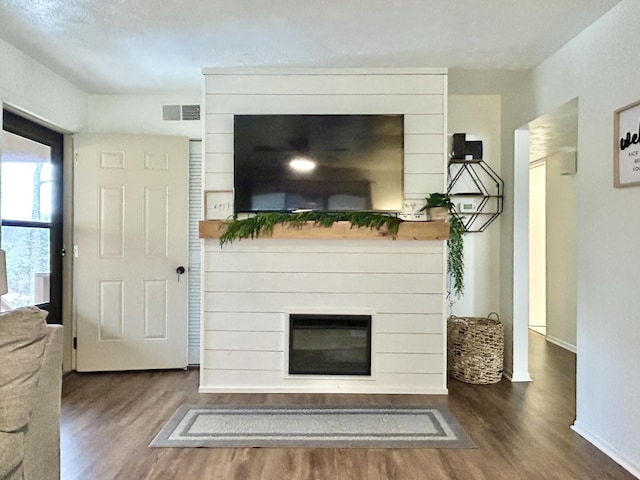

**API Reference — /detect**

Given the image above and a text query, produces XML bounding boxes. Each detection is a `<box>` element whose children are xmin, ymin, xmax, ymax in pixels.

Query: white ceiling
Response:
<box><xmin>0</xmin><ymin>0</ymin><xmax>621</xmax><ymax>95</ymax></box>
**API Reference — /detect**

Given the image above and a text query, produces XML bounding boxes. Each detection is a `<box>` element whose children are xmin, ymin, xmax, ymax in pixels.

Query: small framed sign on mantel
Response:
<box><xmin>614</xmin><ymin>99</ymin><xmax>640</xmax><ymax>188</ymax></box>
<box><xmin>204</xmin><ymin>190</ymin><xmax>233</xmax><ymax>220</ymax></box>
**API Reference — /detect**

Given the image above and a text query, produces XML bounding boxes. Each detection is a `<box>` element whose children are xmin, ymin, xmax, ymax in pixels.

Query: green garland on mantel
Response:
<box><xmin>218</xmin><ymin>211</ymin><xmax>403</xmax><ymax>246</ymax></box>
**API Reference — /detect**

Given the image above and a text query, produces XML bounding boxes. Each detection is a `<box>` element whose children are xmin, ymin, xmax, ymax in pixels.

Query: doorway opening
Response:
<box><xmin>526</xmin><ymin>99</ymin><xmax>578</xmax><ymax>354</ymax></box>
<box><xmin>512</xmin><ymin>98</ymin><xmax>578</xmax><ymax>384</ymax></box>
<box><xmin>529</xmin><ymin>160</ymin><xmax>547</xmax><ymax>336</ymax></box>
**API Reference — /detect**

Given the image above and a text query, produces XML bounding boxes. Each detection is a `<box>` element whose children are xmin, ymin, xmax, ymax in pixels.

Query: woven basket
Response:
<box><xmin>447</xmin><ymin>313</ymin><xmax>504</xmax><ymax>384</ymax></box>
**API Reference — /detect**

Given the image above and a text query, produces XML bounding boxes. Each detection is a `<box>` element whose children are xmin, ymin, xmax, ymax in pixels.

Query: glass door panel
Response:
<box><xmin>1</xmin><ymin>131</ymin><xmax>53</xmax><ymax>222</ymax></box>
<box><xmin>1</xmin><ymin>110</ymin><xmax>63</xmax><ymax>323</ymax></box>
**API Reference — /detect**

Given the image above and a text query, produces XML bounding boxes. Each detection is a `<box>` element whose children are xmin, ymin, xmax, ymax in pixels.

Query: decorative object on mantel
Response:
<box><xmin>613</xmin><ymin>99</ymin><xmax>640</xmax><ymax>188</ymax></box>
<box><xmin>447</xmin><ymin>313</ymin><xmax>504</xmax><ymax>385</ymax></box>
<box><xmin>398</xmin><ymin>198</ymin><xmax>428</xmax><ymax>221</ymax></box>
<box><xmin>204</xmin><ymin>190</ymin><xmax>233</xmax><ymax>220</ymax></box>
<box><xmin>423</xmin><ymin>192</ymin><xmax>453</xmax><ymax>222</ymax></box>
<box><xmin>421</xmin><ymin>193</ymin><xmax>465</xmax><ymax>297</ymax></box>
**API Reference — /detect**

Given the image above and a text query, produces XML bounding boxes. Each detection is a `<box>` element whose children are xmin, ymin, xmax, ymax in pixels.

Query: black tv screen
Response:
<box><xmin>233</xmin><ymin>114</ymin><xmax>404</xmax><ymax>213</ymax></box>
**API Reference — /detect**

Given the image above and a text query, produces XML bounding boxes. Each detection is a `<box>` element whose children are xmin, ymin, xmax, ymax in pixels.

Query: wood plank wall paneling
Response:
<box><xmin>199</xmin><ymin>369</ymin><xmax>445</xmax><ymax>394</ymax></box>
<box><xmin>204</xmin><ymin>239</ymin><xmax>444</xmax><ymax>254</ymax></box>
<box><xmin>203</xmin><ymin>331</ymin><xmax>284</xmax><ymax>351</ymax></box>
<box><xmin>201</xmin><ymin>69</ymin><xmax>448</xmax><ymax>394</ymax></box>
<box><xmin>404</xmin><ymin>153</ymin><xmax>445</xmax><ymax>174</ymax></box>
<box><xmin>204</xmin><ymin>272</ymin><xmax>443</xmax><ymax>294</ymax></box>
<box><xmin>205</xmin><ymin>95</ymin><xmax>444</xmax><ymax>115</ymax></box>
<box><xmin>204</xmin><ymin>113</ymin><xmax>445</xmax><ymax>134</ymax></box>
<box><xmin>204</xmin><ymin>73</ymin><xmax>446</xmax><ymax>95</ymax></box>
<box><xmin>204</xmin><ymin>153</ymin><xmax>232</xmax><ymax>173</ymax></box>
<box><xmin>201</xmin><ymin>312</ymin><xmax>444</xmax><ymax>334</ymax></box>
<box><xmin>204</xmin><ymin>292</ymin><xmax>443</xmax><ymax>314</ymax></box>
<box><xmin>204</xmin><ymin>250</ymin><xmax>444</xmax><ymax>273</ymax></box>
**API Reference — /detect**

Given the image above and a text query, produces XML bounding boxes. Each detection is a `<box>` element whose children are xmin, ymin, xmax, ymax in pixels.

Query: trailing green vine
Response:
<box><xmin>422</xmin><ymin>193</ymin><xmax>466</xmax><ymax>298</ymax></box>
<box><xmin>447</xmin><ymin>214</ymin><xmax>465</xmax><ymax>297</ymax></box>
<box><xmin>218</xmin><ymin>211</ymin><xmax>404</xmax><ymax>246</ymax></box>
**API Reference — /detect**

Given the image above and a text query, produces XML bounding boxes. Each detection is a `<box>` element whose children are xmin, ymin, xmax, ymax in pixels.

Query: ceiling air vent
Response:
<box><xmin>162</xmin><ymin>104</ymin><xmax>201</xmax><ymax>121</ymax></box>
<box><xmin>181</xmin><ymin>104</ymin><xmax>201</xmax><ymax>121</ymax></box>
<box><xmin>162</xmin><ymin>105</ymin><xmax>181</xmax><ymax>121</ymax></box>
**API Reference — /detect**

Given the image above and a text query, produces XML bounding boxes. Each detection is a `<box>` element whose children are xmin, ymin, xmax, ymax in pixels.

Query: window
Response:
<box><xmin>1</xmin><ymin>110</ymin><xmax>63</xmax><ymax>323</ymax></box>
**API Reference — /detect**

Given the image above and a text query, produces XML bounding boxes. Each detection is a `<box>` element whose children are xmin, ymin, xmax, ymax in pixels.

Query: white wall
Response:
<box><xmin>0</xmin><ymin>38</ymin><xmax>87</xmax><ymax>132</ymax></box>
<box><xmin>448</xmin><ymin>95</ymin><xmax>502</xmax><ymax>317</ymax></box>
<box><xmin>545</xmin><ymin>151</ymin><xmax>577</xmax><ymax>351</ymax></box>
<box><xmin>500</xmin><ymin>79</ymin><xmax>536</xmax><ymax>381</ymax></box>
<box><xmin>501</xmin><ymin>0</ymin><xmax>640</xmax><ymax>474</ymax></box>
<box><xmin>88</xmin><ymin>94</ymin><xmax>201</xmax><ymax>138</ymax></box>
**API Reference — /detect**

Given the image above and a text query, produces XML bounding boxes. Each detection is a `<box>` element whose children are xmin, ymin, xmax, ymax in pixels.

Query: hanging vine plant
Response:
<box><xmin>422</xmin><ymin>193</ymin><xmax>466</xmax><ymax>297</ymax></box>
<box><xmin>218</xmin><ymin>211</ymin><xmax>404</xmax><ymax>246</ymax></box>
<box><xmin>447</xmin><ymin>214</ymin><xmax>466</xmax><ymax>297</ymax></box>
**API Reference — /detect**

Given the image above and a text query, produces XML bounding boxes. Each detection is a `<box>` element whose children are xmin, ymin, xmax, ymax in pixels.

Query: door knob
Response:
<box><xmin>176</xmin><ymin>266</ymin><xmax>186</xmax><ymax>275</ymax></box>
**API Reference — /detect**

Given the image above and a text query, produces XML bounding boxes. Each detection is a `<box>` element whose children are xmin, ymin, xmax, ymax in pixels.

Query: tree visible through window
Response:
<box><xmin>1</xmin><ymin>148</ymin><xmax>52</xmax><ymax>307</ymax></box>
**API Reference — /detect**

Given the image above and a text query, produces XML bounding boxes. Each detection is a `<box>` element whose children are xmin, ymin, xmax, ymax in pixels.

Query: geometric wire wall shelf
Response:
<box><xmin>447</xmin><ymin>159</ymin><xmax>504</xmax><ymax>232</ymax></box>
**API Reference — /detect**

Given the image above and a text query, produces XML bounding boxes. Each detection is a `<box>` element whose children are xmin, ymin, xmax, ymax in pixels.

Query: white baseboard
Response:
<box><xmin>199</xmin><ymin>386</ymin><xmax>449</xmax><ymax>395</ymax></box>
<box><xmin>503</xmin><ymin>368</ymin><xmax>532</xmax><ymax>383</ymax></box>
<box><xmin>571</xmin><ymin>422</ymin><xmax>640</xmax><ymax>478</ymax></box>
<box><xmin>546</xmin><ymin>335</ymin><xmax>577</xmax><ymax>353</ymax></box>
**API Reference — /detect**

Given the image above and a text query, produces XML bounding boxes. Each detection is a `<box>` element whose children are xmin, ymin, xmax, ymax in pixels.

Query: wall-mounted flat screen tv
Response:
<box><xmin>233</xmin><ymin>114</ymin><xmax>404</xmax><ymax>213</ymax></box>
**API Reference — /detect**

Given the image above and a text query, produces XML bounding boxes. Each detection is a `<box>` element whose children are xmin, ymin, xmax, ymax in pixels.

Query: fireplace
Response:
<box><xmin>288</xmin><ymin>314</ymin><xmax>372</xmax><ymax>376</ymax></box>
<box><xmin>200</xmin><ymin>68</ymin><xmax>447</xmax><ymax>394</ymax></box>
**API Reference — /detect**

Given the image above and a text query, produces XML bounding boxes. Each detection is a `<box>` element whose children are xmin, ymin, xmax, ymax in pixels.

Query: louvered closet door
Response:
<box><xmin>188</xmin><ymin>140</ymin><xmax>202</xmax><ymax>365</ymax></box>
<box><xmin>74</xmin><ymin>134</ymin><xmax>189</xmax><ymax>371</ymax></box>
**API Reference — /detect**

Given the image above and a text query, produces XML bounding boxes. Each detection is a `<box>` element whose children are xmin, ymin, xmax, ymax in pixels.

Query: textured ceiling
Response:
<box><xmin>0</xmin><ymin>0</ymin><xmax>621</xmax><ymax>94</ymax></box>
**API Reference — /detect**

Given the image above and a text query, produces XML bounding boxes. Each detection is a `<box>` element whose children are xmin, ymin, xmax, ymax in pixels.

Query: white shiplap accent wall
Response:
<box><xmin>201</xmin><ymin>68</ymin><xmax>448</xmax><ymax>394</ymax></box>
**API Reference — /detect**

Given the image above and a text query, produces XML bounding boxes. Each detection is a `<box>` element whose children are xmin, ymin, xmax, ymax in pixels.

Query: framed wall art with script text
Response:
<box><xmin>614</xmin><ymin>99</ymin><xmax>640</xmax><ymax>188</ymax></box>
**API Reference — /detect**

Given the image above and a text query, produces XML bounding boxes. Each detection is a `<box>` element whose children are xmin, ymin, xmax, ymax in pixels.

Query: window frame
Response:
<box><xmin>1</xmin><ymin>110</ymin><xmax>64</xmax><ymax>324</ymax></box>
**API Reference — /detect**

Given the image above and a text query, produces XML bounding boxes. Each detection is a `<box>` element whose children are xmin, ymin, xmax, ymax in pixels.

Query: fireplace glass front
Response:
<box><xmin>289</xmin><ymin>314</ymin><xmax>372</xmax><ymax>376</ymax></box>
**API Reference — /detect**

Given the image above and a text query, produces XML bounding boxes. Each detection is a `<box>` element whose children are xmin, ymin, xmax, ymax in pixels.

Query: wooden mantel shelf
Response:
<box><xmin>199</xmin><ymin>220</ymin><xmax>450</xmax><ymax>241</ymax></box>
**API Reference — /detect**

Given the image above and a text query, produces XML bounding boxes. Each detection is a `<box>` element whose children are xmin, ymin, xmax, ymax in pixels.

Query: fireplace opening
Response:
<box><xmin>288</xmin><ymin>314</ymin><xmax>372</xmax><ymax>376</ymax></box>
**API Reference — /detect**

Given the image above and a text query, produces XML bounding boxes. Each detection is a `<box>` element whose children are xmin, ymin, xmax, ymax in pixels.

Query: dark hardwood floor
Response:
<box><xmin>60</xmin><ymin>332</ymin><xmax>635</xmax><ymax>479</ymax></box>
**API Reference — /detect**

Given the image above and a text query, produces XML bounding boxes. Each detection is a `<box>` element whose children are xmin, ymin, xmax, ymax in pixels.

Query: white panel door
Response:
<box><xmin>74</xmin><ymin>134</ymin><xmax>189</xmax><ymax>371</ymax></box>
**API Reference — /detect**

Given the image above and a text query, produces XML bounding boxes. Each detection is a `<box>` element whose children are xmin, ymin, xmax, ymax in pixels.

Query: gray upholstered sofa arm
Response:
<box><xmin>24</xmin><ymin>325</ymin><xmax>63</xmax><ymax>480</ymax></box>
<box><xmin>0</xmin><ymin>308</ymin><xmax>63</xmax><ymax>480</ymax></box>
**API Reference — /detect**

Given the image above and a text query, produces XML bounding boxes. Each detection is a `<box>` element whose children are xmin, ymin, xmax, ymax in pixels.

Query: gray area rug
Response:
<box><xmin>149</xmin><ymin>404</ymin><xmax>476</xmax><ymax>449</ymax></box>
